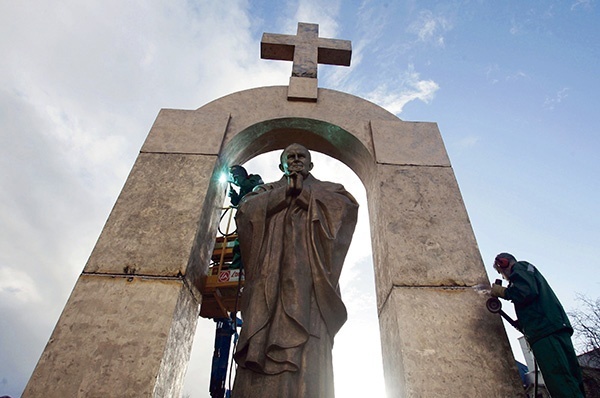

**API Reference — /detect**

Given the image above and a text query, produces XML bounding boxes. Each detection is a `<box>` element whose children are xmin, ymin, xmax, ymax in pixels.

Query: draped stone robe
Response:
<box><xmin>232</xmin><ymin>173</ymin><xmax>358</xmax><ymax>398</ymax></box>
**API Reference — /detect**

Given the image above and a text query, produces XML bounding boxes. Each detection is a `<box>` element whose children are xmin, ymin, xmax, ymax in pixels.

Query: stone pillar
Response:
<box><xmin>23</xmin><ymin>108</ymin><xmax>230</xmax><ymax>397</ymax></box>
<box><xmin>369</xmin><ymin>120</ymin><xmax>524</xmax><ymax>396</ymax></box>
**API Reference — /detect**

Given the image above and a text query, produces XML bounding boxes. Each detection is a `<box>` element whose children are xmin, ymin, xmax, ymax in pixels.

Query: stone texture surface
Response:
<box><xmin>84</xmin><ymin>153</ymin><xmax>218</xmax><ymax>277</ymax></box>
<box><xmin>200</xmin><ymin>86</ymin><xmax>399</xmax><ymax>168</ymax></box>
<box><xmin>369</xmin><ymin>163</ymin><xmax>488</xmax><ymax>308</ymax></box>
<box><xmin>141</xmin><ymin>108</ymin><xmax>230</xmax><ymax>155</ymax></box>
<box><xmin>153</xmin><ymin>281</ymin><xmax>199</xmax><ymax>397</ymax></box>
<box><xmin>186</xmin><ymin>155</ymin><xmax>228</xmax><ymax>298</ymax></box>
<box><xmin>379</xmin><ymin>286</ymin><xmax>524</xmax><ymax>397</ymax></box>
<box><xmin>23</xmin><ymin>275</ymin><xmax>199</xmax><ymax>398</ymax></box>
<box><xmin>371</xmin><ymin>120</ymin><xmax>451</xmax><ymax>166</ymax></box>
<box><xmin>287</xmin><ymin>76</ymin><xmax>318</xmax><ymax>101</ymax></box>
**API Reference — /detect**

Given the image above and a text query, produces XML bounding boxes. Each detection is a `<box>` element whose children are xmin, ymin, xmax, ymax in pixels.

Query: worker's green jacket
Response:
<box><xmin>504</xmin><ymin>261</ymin><xmax>572</xmax><ymax>344</ymax></box>
<box><xmin>230</xmin><ymin>174</ymin><xmax>263</xmax><ymax>206</ymax></box>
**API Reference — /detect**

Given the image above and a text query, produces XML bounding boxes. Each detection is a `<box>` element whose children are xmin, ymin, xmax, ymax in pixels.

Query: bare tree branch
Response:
<box><xmin>568</xmin><ymin>294</ymin><xmax>600</xmax><ymax>362</ymax></box>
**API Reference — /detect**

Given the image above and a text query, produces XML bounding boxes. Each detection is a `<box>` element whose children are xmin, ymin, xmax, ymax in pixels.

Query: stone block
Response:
<box><xmin>370</xmin><ymin>164</ymin><xmax>488</xmax><ymax>308</ymax></box>
<box><xmin>371</xmin><ymin>120</ymin><xmax>450</xmax><ymax>166</ymax></box>
<box><xmin>23</xmin><ymin>275</ymin><xmax>198</xmax><ymax>398</ymax></box>
<box><xmin>379</xmin><ymin>286</ymin><xmax>524</xmax><ymax>397</ymax></box>
<box><xmin>141</xmin><ymin>108</ymin><xmax>230</xmax><ymax>155</ymax></box>
<box><xmin>85</xmin><ymin>152</ymin><xmax>219</xmax><ymax>277</ymax></box>
<box><xmin>287</xmin><ymin>76</ymin><xmax>318</xmax><ymax>102</ymax></box>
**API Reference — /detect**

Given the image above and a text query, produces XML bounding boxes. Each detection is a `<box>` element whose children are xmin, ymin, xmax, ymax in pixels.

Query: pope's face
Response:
<box><xmin>280</xmin><ymin>145</ymin><xmax>313</xmax><ymax>177</ymax></box>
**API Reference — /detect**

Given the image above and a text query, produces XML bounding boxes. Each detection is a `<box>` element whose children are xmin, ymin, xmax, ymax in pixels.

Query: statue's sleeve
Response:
<box><xmin>308</xmin><ymin>183</ymin><xmax>359</xmax><ymax>339</ymax></box>
<box><xmin>310</xmin><ymin>184</ymin><xmax>358</xmax><ymax>278</ymax></box>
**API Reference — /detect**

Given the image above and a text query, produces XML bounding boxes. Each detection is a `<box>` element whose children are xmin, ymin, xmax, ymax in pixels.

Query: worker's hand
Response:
<box><xmin>228</xmin><ymin>187</ymin><xmax>240</xmax><ymax>206</ymax></box>
<box><xmin>490</xmin><ymin>284</ymin><xmax>507</xmax><ymax>299</ymax></box>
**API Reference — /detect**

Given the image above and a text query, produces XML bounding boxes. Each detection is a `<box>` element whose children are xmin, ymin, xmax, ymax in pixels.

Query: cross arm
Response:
<box><xmin>317</xmin><ymin>38</ymin><xmax>352</xmax><ymax>66</ymax></box>
<box><xmin>261</xmin><ymin>33</ymin><xmax>295</xmax><ymax>61</ymax></box>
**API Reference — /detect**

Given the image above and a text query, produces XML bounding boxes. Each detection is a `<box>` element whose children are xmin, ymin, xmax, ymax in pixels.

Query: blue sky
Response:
<box><xmin>1</xmin><ymin>1</ymin><xmax>599</xmax><ymax>397</ymax></box>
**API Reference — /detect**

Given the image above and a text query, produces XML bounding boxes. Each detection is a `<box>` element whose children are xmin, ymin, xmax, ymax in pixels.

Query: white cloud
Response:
<box><xmin>484</xmin><ymin>63</ymin><xmax>501</xmax><ymax>84</ymax></box>
<box><xmin>510</xmin><ymin>16</ymin><xmax>521</xmax><ymax>35</ymax></box>
<box><xmin>0</xmin><ymin>267</ymin><xmax>41</xmax><ymax>303</ymax></box>
<box><xmin>544</xmin><ymin>87</ymin><xmax>570</xmax><ymax>110</ymax></box>
<box><xmin>571</xmin><ymin>0</ymin><xmax>593</xmax><ymax>11</ymax></box>
<box><xmin>505</xmin><ymin>70</ymin><xmax>529</xmax><ymax>81</ymax></box>
<box><xmin>407</xmin><ymin>9</ymin><xmax>452</xmax><ymax>47</ymax></box>
<box><xmin>293</xmin><ymin>0</ymin><xmax>341</xmax><ymax>38</ymax></box>
<box><xmin>456</xmin><ymin>135</ymin><xmax>481</xmax><ymax>149</ymax></box>
<box><xmin>325</xmin><ymin>2</ymin><xmax>389</xmax><ymax>92</ymax></box>
<box><xmin>365</xmin><ymin>65</ymin><xmax>440</xmax><ymax>115</ymax></box>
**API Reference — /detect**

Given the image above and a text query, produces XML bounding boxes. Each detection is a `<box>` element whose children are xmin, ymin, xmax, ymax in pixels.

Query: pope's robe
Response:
<box><xmin>232</xmin><ymin>174</ymin><xmax>358</xmax><ymax>398</ymax></box>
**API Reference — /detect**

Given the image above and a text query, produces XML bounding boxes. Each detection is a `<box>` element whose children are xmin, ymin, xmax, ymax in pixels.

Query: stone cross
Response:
<box><xmin>261</xmin><ymin>22</ymin><xmax>351</xmax><ymax>101</ymax></box>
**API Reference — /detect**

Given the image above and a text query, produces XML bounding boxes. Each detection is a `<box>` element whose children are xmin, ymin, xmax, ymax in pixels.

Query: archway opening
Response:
<box><xmin>182</xmin><ymin>149</ymin><xmax>385</xmax><ymax>397</ymax></box>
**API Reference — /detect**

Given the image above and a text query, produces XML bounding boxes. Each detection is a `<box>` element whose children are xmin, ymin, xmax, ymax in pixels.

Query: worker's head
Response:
<box><xmin>229</xmin><ymin>165</ymin><xmax>248</xmax><ymax>185</ymax></box>
<box><xmin>494</xmin><ymin>252</ymin><xmax>517</xmax><ymax>278</ymax></box>
<box><xmin>279</xmin><ymin>143</ymin><xmax>313</xmax><ymax>178</ymax></box>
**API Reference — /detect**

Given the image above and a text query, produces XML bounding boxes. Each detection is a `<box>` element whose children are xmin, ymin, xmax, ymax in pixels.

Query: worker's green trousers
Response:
<box><xmin>531</xmin><ymin>330</ymin><xmax>586</xmax><ymax>398</ymax></box>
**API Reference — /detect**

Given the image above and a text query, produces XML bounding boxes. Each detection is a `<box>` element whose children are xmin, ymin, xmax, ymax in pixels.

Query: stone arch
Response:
<box><xmin>23</xmin><ymin>86</ymin><xmax>524</xmax><ymax>397</ymax></box>
<box><xmin>221</xmin><ymin>117</ymin><xmax>373</xmax><ymax>183</ymax></box>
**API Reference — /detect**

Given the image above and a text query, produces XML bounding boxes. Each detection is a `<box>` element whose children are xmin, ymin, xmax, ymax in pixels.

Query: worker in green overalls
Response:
<box><xmin>228</xmin><ymin>165</ymin><xmax>263</xmax><ymax>207</ymax></box>
<box><xmin>491</xmin><ymin>252</ymin><xmax>586</xmax><ymax>397</ymax></box>
<box><xmin>228</xmin><ymin>165</ymin><xmax>263</xmax><ymax>269</ymax></box>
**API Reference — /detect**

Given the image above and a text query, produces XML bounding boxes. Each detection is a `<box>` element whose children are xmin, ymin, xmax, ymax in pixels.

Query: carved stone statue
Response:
<box><xmin>231</xmin><ymin>143</ymin><xmax>359</xmax><ymax>397</ymax></box>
